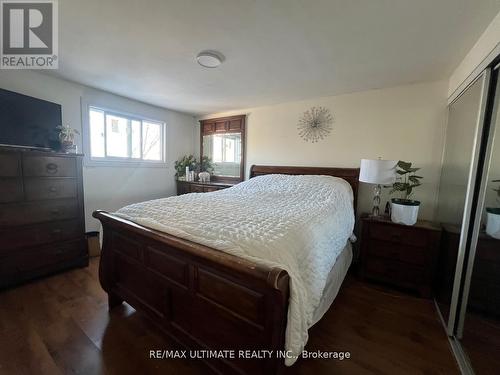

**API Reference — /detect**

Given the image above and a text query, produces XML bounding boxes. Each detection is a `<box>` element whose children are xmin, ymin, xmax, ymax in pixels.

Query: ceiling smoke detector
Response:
<box><xmin>196</xmin><ymin>51</ymin><xmax>224</xmax><ymax>68</ymax></box>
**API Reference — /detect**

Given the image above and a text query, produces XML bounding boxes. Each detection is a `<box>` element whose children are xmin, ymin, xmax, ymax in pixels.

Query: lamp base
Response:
<box><xmin>371</xmin><ymin>184</ymin><xmax>382</xmax><ymax>218</ymax></box>
<box><xmin>371</xmin><ymin>206</ymin><xmax>380</xmax><ymax>217</ymax></box>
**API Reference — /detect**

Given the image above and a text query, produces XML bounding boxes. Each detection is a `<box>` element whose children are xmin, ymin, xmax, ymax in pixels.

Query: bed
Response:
<box><xmin>94</xmin><ymin>165</ymin><xmax>359</xmax><ymax>375</ymax></box>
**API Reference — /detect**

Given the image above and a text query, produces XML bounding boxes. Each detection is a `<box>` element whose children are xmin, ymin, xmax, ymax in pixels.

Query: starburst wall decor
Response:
<box><xmin>297</xmin><ymin>106</ymin><xmax>334</xmax><ymax>143</ymax></box>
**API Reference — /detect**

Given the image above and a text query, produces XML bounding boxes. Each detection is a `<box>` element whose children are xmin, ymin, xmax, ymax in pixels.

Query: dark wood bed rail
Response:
<box><xmin>95</xmin><ymin>165</ymin><xmax>360</xmax><ymax>375</ymax></box>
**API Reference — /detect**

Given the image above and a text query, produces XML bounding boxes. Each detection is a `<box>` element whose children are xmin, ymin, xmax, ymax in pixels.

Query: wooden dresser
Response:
<box><xmin>360</xmin><ymin>215</ymin><xmax>442</xmax><ymax>297</ymax></box>
<box><xmin>176</xmin><ymin>180</ymin><xmax>235</xmax><ymax>195</ymax></box>
<box><xmin>0</xmin><ymin>147</ymin><xmax>88</xmax><ymax>288</ymax></box>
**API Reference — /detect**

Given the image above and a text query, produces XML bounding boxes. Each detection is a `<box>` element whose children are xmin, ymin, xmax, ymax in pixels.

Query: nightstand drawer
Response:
<box><xmin>360</xmin><ymin>215</ymin><xmax>441</xmax><ymax>298</ymax></box>
<box><xmin>369</xmin><ymin>222</ymin><xmax>428</xmax><ymax>247</ymax></box>
<box><xmin>368</xmin><ymin>239</ymin><xmax>427</xmax><ymax>266</ymax></box>
<box><xmin>365</xmin><ymin>257</ymin><xmax>425</xmax><ymax>285</ymax></box>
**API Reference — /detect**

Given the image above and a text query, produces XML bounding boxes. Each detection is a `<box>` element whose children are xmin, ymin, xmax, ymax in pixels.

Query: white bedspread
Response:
<box><xmin>114</xmin><ymin>174</ymin><xmax>354</xmax><ymax>366</ymax></box>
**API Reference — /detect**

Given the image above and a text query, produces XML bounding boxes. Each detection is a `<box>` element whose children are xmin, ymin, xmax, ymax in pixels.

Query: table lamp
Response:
<box><xmin>359</xmin><ymin>159</ymin><xmax>397</xmax><ymax>217</ymax></box>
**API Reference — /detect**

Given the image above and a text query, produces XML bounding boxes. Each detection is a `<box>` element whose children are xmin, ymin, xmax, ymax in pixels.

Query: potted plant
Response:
<box><xmin>174</xmin><ymin>155</ymin><xmax>198</xmax><ymax>180</ymax></box>
<box><xmin>388</xmin><ymin>160</ymin><xmax>423</xmax><ymax>225</ymax></box>
<box><xmin>199</xmin><ymin>156</ymin><xmax>214</xmax><ymax>174</ymax></box>
<box><xmin>197</xmin><ymin>156</ymin><xmax>214</xmax><ymax>182</ymax></box>
<box><xmin>486</xmin><ymin>179</ymin><xmax>500</xmax><ymax>239</ymax></box>
<box><xmin>57</xmin><ymin>125</ymin><xmax>80</xmax><ymax>153</ymax></box>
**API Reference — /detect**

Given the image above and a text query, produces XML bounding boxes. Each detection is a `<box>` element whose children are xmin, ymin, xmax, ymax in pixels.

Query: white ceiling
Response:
<box><xmin>48</xmin><ymin>0</ymin><xmax>500</xmax><ymax>115</ymax></box>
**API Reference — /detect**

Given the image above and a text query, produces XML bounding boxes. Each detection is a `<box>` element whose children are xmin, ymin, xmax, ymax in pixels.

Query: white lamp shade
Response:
<box><xmin>359</xmin><ymin>159</ymin><xmax>397</xmax><ymax>185</ymax></box>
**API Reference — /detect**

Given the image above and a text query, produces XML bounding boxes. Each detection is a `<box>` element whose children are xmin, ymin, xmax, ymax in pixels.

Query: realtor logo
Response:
<box><xmin>1</xmin><ymin>0</ymin><xmax>58</xmax><ymax>69</ymax></box>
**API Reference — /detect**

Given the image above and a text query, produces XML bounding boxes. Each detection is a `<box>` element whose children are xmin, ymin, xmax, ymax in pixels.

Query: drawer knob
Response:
<box><xmin>48</xmin><ymin>186</ymin><xmax>58</xmax><ymax>193</ymax></box>
<box><xmin>46</xmin><ymin>163</ymin><xmax>58</xmax><ymax>174</ymax></box>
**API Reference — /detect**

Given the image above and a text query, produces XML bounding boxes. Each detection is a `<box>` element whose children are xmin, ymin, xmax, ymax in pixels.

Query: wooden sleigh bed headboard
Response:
<box><xmin>249</xmin><ymin>165</ymin><xmax>360</xmax><ymax>213</ymax></box>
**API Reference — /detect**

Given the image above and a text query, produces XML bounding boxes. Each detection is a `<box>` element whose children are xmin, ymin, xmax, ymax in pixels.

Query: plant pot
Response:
<box><xmin>391</xmin><ymin>198</ymin><xmax>420</xmax><ymax>226</ymax></box>
<box><xmin>62</xmin><ymin>143</ymin><xmax>78</xmax><ymax>154</ymax></box>
<box><xmin>486</xmin><ymin>208</ymin><xmax>500</xmax><ymax>239</ymax></box>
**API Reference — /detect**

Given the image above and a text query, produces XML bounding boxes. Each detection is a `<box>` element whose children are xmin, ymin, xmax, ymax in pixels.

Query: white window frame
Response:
<box><xmin>212</xmin><ymin>133</ymin><xmax>241</xmax><ymax>163</ymax></box>
<box><xmin>83</xmin><ymin>104</ymin><xmax>167</xmax><ymax>168</ymax></box>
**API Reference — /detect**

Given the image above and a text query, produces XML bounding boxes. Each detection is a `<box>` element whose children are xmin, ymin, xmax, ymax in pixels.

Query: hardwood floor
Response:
<box><xmin>462</xmin><ymin>311</ymin><xmax>500</xmax><ymax>375</ymax></box>
<box><xmin>0</xmin><ymin>258</ymin><xmax>459</xmax><ymax>375</ymax></box>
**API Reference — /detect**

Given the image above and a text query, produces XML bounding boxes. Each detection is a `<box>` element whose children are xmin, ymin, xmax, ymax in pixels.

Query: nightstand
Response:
<box><xmin>359</xmin><ymin>214</ymin><xmax>442</xmax><ymax>298</ymax></box>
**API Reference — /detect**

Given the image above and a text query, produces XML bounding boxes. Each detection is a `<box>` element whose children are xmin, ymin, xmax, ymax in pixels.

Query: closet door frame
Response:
<box><xmin>456</xmin><ymin>68</ymin><xmax>500</xmax><ymax>338</ymax></box>
<box><xmin>446</xmin><ymin>68</ymin><xmax>491</xmax><ymax>336</ymax></box>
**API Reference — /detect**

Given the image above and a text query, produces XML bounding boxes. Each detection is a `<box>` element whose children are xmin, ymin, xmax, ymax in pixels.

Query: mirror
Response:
<box><xmin>200</xmin><ymin>115</ymin><xmax>245</xmax><ymax>182</ymax></box>
<box><xmin>434</xmin><ymin>74</ymin><xmax>487</xmax><ymax>328</ymax></box>
<box><xmin>203</xmin><ymin>133</ymin><xmax>242</xmax><ymax>178</ymax></box>
<box><xmin>460</xmin><ymin>73</ymin><xmax>500</xmax><ymax>375</ymax></box>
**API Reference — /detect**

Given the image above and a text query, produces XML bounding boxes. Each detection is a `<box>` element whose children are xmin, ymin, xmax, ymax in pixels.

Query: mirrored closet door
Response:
<box><xmin>459</xmin><ymin>67</ymin><xmax>500</xmax><ymax>374</ymax></box>
<box><xmin>435</xmin><ymin>62</ymin><xmax>500</xmax><ymax>374</ymax></box>
<box><xmin>435</xmin><ymin>70</ymin><xmax>491</xmax><ymax>329</ymax></box>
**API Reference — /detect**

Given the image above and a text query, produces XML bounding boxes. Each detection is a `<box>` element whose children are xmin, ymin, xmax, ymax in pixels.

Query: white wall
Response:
<box><xmin>0</xmin><ymin>72</ymin><xmax>449</xmax><ymax>225</ymax></box>
<box><xmin>449</xmin><ymin>11</ymin><xmax>500</xmax><ymax>99</ymax></box>
<box><xmin>0</xmin><ymin>71</ymin><xmax>196</xmax><ymax>231</ymax></box>
<box><xmin>201</xmin><ymin>81</ymin><xmax>449</xmax><ymax>220</ymax></box>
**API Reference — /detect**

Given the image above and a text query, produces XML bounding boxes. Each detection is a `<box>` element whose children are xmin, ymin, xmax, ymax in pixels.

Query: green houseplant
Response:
<box><xmin>486</xmin><ymin>179</ymin><xmax>500</xmax><ymax>238</ymax></box>
<box><xmin>174</xmin><ymin>155</ymin><xmax>215</xmax><ymax>181</ymax></box>
<box><xmin>174</xmin><ymin>155</ymin><xmax>197</xmax><ymax>179</ymax></box>
<box><xmin>199</xmin><ymin>156</ymin><xmax>214</xmax><ymax>173</ymax></box>
<box><xmin>389</xmin><ymin>160</ymin><xmax>423</xmax><ymax>225</ymax></box>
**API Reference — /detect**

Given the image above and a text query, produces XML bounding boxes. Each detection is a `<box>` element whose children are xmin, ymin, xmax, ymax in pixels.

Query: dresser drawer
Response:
<box><xmin>369</xmin><ymin>222</ymin><xmax>429</xmax><ymax>247</ymax></box>
<box><xmin>367</xmin><ymin>239</ymin><xmax>427</xmax><ymax>266</ymax></box>
<box><xmin>0</xmin><ymin>178</ymin><xmax>23</xmax><ymax>203</ymax></box>
<box><xmin>24</xmin><ymin>178</ymin><xmax>77</xmax><ymax>201</ymax></box>
<box><xmin>23</xmin><ymin>155</ymin><xmax>77</xmax><ymax>177</ymax></box>
<box><xmin>189</xmin><ymin>184</ymin><xmax>205</xmax><ymax>193</ymax></box>
<box><xmin>0</xmin><ymin>240</ymin><xmax>86</xmax><ymax>276</ymax></box>
<box><xmin>0</xmin><ymin>152</ymin><xmax>21</xmax><ymax>176</ymax></box>
<box><xmin>0</xmin><ymin>219</ymin><xmax>82</xmax><ymax>252</ymax></box>
<box><xmin>0</xmin><ymin>199</ymin><xmax>79</xmax><ymax>226</ymax></box>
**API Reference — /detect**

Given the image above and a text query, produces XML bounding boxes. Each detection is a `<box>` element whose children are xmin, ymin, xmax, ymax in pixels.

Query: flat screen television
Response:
<box><xmin>0</xmin><ymin>88</ymin><xmax>62</xmax><ymax>150</ymax></box>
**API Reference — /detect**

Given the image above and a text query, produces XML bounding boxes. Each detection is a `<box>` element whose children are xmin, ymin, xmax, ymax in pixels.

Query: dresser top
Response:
<box><xmin>176</xmin><ymin>180</ymin><xmax>237</xmax><ymax>188</ymax></box>
<box><xmin>0</xmin><ymin>145</ymin><xmax>83</xmax><ymax>158</ymax></box>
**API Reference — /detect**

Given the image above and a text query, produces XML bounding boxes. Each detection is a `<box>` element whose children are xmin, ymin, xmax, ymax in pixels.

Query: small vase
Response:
<box><xmin>198</xmin><ymin>171</ymin><xmax>210</xmax><ymax>183</ymax></box>
<box><xmin>391</xmin><ymin>198</ymin><xmax>420</xmax><ymax>226</ymax></box>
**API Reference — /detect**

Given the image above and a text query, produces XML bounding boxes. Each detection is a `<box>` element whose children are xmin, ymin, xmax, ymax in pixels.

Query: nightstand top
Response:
<box><xmin>361</xmin><ymin>213</ymin><xmax>441</xmax><ymax>231</ymax></box>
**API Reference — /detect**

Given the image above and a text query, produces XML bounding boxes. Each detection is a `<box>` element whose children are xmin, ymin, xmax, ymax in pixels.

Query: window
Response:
<box><xmin>211</xmin><ymin>133</ymin><xmax>241</xmax><ymax>163</ymax></box>
<box><xmin>88</xmin><ymin>107</ymin><xmax>165</xmax><ymax>163</ymax></box>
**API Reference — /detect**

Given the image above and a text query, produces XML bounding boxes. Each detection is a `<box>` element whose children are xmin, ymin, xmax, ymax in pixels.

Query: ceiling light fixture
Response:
<box><xmin>196</xmin><ymin>51</ymin><xmax>224</xmax><ymax>68</ymax></box>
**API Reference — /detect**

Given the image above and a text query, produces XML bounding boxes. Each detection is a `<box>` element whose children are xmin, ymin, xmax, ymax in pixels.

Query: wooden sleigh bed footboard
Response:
<box><xmin>93</xmin><ymin>210</ymin><xmax>290</xmax><ymax>375</ymax></box>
